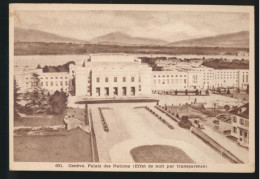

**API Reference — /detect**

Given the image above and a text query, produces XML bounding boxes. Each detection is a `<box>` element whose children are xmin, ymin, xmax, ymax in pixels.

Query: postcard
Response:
<box><xmin>9</xmin><ymin>4</ymin><xmax>255</xmax><ymax>172</ymax></box>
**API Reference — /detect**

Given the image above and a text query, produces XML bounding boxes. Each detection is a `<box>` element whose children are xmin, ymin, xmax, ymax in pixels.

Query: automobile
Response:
<box><xmin>198</xmin><ymin>124</ymin><xmax>205</xmax><ymax>130</ymax></box>
<box><xmin>213</xmin><ymin>120</ymin><xmax>220</xmax><ymax>124</ymax></box>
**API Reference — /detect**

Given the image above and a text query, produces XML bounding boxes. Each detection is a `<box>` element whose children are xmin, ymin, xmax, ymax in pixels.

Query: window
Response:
<box><xmin>50</xmin><ymin>77</ymin><xmax>53</xmax><ymax>79</ymax></box>
<box><xmin>233</xmin><ymin>116</ymin><xmax>237</xmax><ymax>123</ymax></box>
<box><xmin>96</xmin><ymin>77</ymin><xmax>100</xmax><ymax>83</ymax></box>
<box><xmin>113</xmin><ymin>87</ymin><xmax>118</xmax><ymax>96</ymax></box>
<box><xmin>56</xmin><ymin>77</ymin><xmax>58</xmax><ymax>79</ymax></box>
<box><xmin>105</xmin><ymin>87</ymin><xmax>109</xmax><ymax>96</ymax></box>
<box><xmin>96</xmin><ymin>88</ymin><xmax>100</xmax><ymax>96</ymax></box>
<box><xmin>233</xmin><ymin>127</ymin><xmax>237</xmax><ymax>133</ymax></box>
<box><xmin>184</xmin><ymin>79</ymin><xmax>186</xmax><ymax>84</ymax></box>
<box><xmin>123</xmin><ymin>77</ymin><xmax>126</xmax><ymax>82</ymax></box>
<box><xmin>51</xmin><ymin>82</ymin><xmax>53</xmax><ymax>86</ymax></box>
<box><xmin>240</xmin><ymin>129</ymin><xmax>243</xmax><ymax>136</ymax></box>
<box><xmin>158</xmin><ymin>79</ymin><xmax>161</xmax><ymax>84</ymax></box>
<box><xmin>46</xmin><ymin>82</ymin><xmax>48</xmax><ymax>86</ymax></box>
<box><xmin>244</xmin><ymin>131</ymin><xmax>248</xmax><ymax>137</ymax></box>
<box><xmin>60</xmin><ymin>77</ymin><xmax>63</xmax><ymax>79</ymax></box>
<box><xmin>131</xmin><ymin>87</ymin><xmax>135</xmax><ymax>96</ymax></box>
<box><xmin>122</xmin><ymin>87</ymin><xmax>126</xmax><ymax>96</ymax></box>
<box><xmin>105</xmin><ymin>77</ymin><xmax>108</xmax><ymax>83</ymax></box>
<box><xmin>240</xmin><ymin>118</ymin><xmax>244</xmax><ymax>125</ymax></box>
<box><xmin>56</xmin><ymin>81</ymin><xmax>58</xmax><ymax>86</ymax></box>
<box><xmin>131</xmin><ymin>77</ymin><xmax>135</xmax><ymax>82</ymax></box>
<box><xmin>65</xmin><ymin>81</ymin><xmax>68</xmax><ymax>86</ymax></box>
<box><xmin>167</xmin><ymin>79</ymin><xmax>169</xmax><ymax>84</ymax></box>
<box><xmin>154</xmin><ymin>79</ymin><xmax>156</xmax><ymax>84</ymax></box>
<box><xmin>60</xmin><ymin>81</ymin><xmax>63</xmax><ymax>86</ymax></box>
<box><xmin>114</xmin><ymin>77</ymin><xmax>117</xmax><ymax>82</ymax></box>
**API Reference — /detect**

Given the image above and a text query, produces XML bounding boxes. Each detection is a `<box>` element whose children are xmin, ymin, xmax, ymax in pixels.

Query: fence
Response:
<box><xmin>154</xmin><ymin>106</ymin><xmax>180</xmax><ymax>123</ymax></box>
<box><xmin>89</xmin><ymin>109</ymin><xmax>99</xmax><ymax>162</ymax></box>
<box><xmin>191</xmin><ymin>126</ymin><xmax>244</xmax><ymax>164</ymax></box>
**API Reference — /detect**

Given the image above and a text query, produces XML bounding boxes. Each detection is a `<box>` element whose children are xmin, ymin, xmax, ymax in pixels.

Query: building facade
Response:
<box><xmin>230</xmin><ymin>103</ymin><xmax>249</xmax><ymax>148</ymax></box>
<box><xmin>14</xmin><ymin>55</ymin><xmax>249</xmax><ymax>97</ymax></box>
<box><xmin>14</xmin><ymin>66</ymin><xmax>70</xmax><ymax>94</ymax></box>
<box><xmin>72</xmin><ymin>54</ymin><xmax>152</xmax><ymax>97</ymax></box>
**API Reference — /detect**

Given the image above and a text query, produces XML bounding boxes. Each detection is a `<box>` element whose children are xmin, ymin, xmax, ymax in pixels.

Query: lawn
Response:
<box><xmin>14</xmin><ymin>128</ymin><xmax>92</xmax><ymax>162</ymax></box>
<box><xmin>220</xmin><ymin>92</ymin><xmax>249</xmax><ymax>102</ymax></box>
<box><xmin>130</xmin><ymin>145</ymin><xmax>195</xmax><ymax>163</ymax></box>
<box><xmin>14</xmin><ymin>108</ymin><xmax>86</xmax><ymax>127</ymax></box>
<box><xmin>14</xmin><ymin>114</ymin><xmax>65</xmax><ymax>127</ymax></box>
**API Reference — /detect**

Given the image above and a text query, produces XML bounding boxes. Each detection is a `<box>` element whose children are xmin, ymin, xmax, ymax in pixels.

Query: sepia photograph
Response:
<box><xmin>9</xmin><ymin>4</ymin><xmax>255</xmax><ymax>172</ymax></box>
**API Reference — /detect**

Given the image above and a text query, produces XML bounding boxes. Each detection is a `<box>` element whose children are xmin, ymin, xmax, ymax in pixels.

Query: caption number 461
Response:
<box><xmin>55</xmin><ymin>164</ymin><xmax>63</xmax><ymax>167</ymax></box>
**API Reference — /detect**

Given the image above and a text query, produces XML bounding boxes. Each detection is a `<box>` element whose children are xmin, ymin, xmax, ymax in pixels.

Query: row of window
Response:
<box><xmin>96</xmin><ymin>77</ymin><xmax>135</xmax><ymax>83</ymax></box>
<box><xmin>40</xmin><ymin>81</ymin><xmax>68</xmax><ymax>87</ymax></box>
<box><xmin>95</xmin><ymin>86</ymin><xmax>136</xmax><ymax>96</ymax></box>
<box><xmin>154</xmin><ymin>75</ymin><xmax>186</xmax><ymax>78</ymax></box>
<box><xmin>154</xmin><ymin>79</ymin><xmax>187</xmax><ymax>84</ymax></box>
<box><xmin>233</xmin><ymin>127</ymin><xmax>248</xmax><ymax>138</ymax></box>
<box><xmin>233</xmin><ymin>116</ymin><xmax>249</xmax><ymax>126</ymax></box>
<box><xmin>26</xmin><ymin>76</ymin><xmax>68</xmax><ymax>80</ymax></box>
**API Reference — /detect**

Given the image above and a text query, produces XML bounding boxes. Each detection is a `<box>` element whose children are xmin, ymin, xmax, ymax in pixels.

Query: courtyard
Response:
<box><xmin>89</xmin><ymin>102</ymin><xmax>231</xmax><ymax>163</ymax></box>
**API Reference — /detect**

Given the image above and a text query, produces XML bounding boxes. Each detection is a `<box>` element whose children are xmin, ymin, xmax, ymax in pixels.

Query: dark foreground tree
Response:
<box><xmin>23</xmin><ymin>73</ymin><xmax>49</xmax><ymax>114</ymax></box>
<box><xmin>48</xmin><ymin>90</ymin><xmax>68</xmax><ymax>115</ymax></box>
<box><xmin>14</xmin><ymin>78</ymin><xmax>21</xmax><ymax>118</ymax></box>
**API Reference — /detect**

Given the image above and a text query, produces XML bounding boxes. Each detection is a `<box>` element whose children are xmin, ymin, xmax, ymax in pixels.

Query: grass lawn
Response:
<box><xmin>14</xmin><ymin>128</ymin><xmax>92</xmax><ymax>162</ymax></box>
<box><xmin>130</xmin><ymin>145</ymin><xmax>195</xmax><ymax>163</ymax></box>
<box><xmin>220</xmin><ymin>92</ymin><xmax>249</xmax><ymax>102</ymax></box>
<box><xmin>14</xmin><ymin>108</ymin><xmax>86</xmax><ymax>127</ymax></box>
<box><xmin>164</xmin><ymin>105</ymin><xmax>207</xmax><ymax>119</ymax></box>
<box><xmin>14</xmin><ymin>114</ymin><xmax>65</xmax><ymax>127</ymax></box>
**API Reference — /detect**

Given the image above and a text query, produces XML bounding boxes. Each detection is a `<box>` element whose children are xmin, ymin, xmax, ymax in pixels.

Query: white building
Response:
<box><xmin>72</xmin><ymin>54</ymin><xmax>152</xmax><ymax>97</ymax></box>
<box><xmin>230</xmin><ymin>103</ymin><xmax>249</xmax><ymax>147</ymax></box>
<box><xmin>14</xmin><ymin>55</ymin><xmax>249</xmax><ymax>97</ymax></box>
<box><xmin>14</xmin><ymin>66</ymin><xmax>70</xmax><ymax>94</ymax></box>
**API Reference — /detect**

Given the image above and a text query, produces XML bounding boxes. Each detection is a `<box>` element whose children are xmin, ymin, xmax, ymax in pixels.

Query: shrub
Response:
<box><xmin>178</xmin><ymin>119</ymin><xmax>192</xmax><ymax>130</ymax></box>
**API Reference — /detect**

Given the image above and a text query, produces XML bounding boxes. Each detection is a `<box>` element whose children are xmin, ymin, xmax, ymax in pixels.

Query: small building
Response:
<box><xmin>229</xmin><ymin>103</ymin><xmax>249</xmax><ymax>148</ymax></box>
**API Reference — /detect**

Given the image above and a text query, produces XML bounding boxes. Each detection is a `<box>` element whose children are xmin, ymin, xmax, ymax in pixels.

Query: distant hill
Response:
<box><xmin>167</xmin><ymin>31</ymin><xmax>249</xmax><ymax>48</ymax></box>
<box><xmin>14</xmin><ymin>27</ymin><xmax>87</xmax><ymax>44</ymax></box>
<box><xmin>90</xmin><ymin>32</ymin><xmax>168</xmax><ymax>46</ymax></box>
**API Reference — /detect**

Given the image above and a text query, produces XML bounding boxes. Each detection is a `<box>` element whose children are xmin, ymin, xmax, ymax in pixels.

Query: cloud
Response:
<box><xmin>14</xmin><ymin>10</ymin><xmax>249</xmax><ymax>42</ymax></box>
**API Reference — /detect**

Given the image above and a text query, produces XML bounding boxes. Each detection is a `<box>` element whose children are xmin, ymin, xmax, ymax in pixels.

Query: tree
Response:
<box><xmin>14</xmin><ymin>78</ymin><xmax>21</xmax><ymax>118</ymax></box>
<box><xmin>23</xmin><ymin>73</ymin><xmax>49</xmax><ymax>114</ymax></box>
<box><xmin>36</xmin><ymin>64</ymin><xmax>41</xmax><ymax>69</ymax></box>
<box><xmin>185</xmin><ymin>89</ymin><xmax>188</xmax><ymax>95</ymax></box>
<box><xmin>227</xmin><ymin>89</ymin><xmax>231</xmax><ymax>94</ymax></box>
<box><xmin>48</xmin><ymin>90</ymin><xmax>68</xmax><ymax>115</ymax></box>
<box><xmin>224</xmin><ymin>105</ymin><xmax>230</xmax><ymax>111</ymax></box>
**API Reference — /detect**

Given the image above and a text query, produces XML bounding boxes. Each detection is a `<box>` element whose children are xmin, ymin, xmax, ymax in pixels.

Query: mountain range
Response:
<box><xmin>167</xmin><ymin>31</ymin><xmax>249</xmax><ymax>48</ymax></box>
<box><xmin>14</xmin><ymin>27</ymin><xmax>249</xmax><ymax>48</ymax></box>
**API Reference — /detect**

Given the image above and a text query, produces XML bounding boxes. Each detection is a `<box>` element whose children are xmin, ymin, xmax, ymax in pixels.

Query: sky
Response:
<box><xmin>14</xmin><ymin>10</ymin><xmax>249</xmax><ymax>42</ymax></box>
